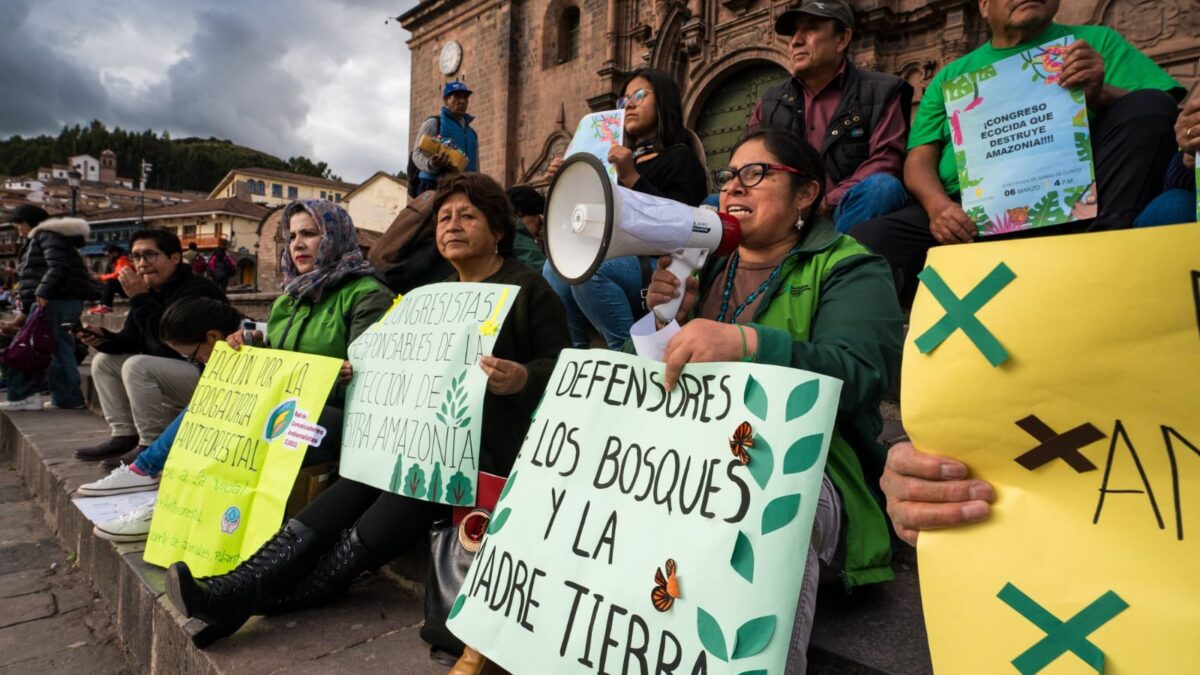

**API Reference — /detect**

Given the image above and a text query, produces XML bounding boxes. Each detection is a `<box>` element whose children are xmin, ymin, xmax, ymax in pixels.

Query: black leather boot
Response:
<box><xmin>165</xmin><ymin>519</ymin><xmax>320</xmax><ymax>644</ymax></box>
<box><xmin>262</xmin><ymin>528</ymin><xmax>382</xmax><ymax>615</ymax></box>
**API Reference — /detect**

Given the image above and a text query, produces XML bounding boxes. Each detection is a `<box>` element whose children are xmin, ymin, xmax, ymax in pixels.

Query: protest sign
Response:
<box><xmin>566</xmin><ymin>110</ymin><xmax>625</xmax><ymax>182</ymax></box>
<box><xmin>448</xmin><ymin>349</ymin><xmax>842</xmax><ymax>674</ymax></box>
<box><xmin>945</xmin><ymin>37</ymin><xmax>1096</xmax><ymax>235</ymax></box>
<box><xmin>340</xmin><ymin>282</ymin><xmax>520</xmax><ymax>506</ymax></box>
<box><xmin>904</xmin><ymin>223</ymin><xmax>1200</xmax><ymax>673</ymax></box>
<box><xmin>143</xmin><ymin>344</ymin><xmax>341</xmax><ymax>576</ymax></box>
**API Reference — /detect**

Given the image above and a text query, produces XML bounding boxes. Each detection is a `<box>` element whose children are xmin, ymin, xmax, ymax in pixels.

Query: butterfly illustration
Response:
<box><xmin>729</xmin><ymin>421</ymin><xmax>754</xmax><ymax>465</ymax></box>
<box><xmin>651</xmin><ymin>559</ymin><xmax>681</xmax><ymax>612</ymax></box>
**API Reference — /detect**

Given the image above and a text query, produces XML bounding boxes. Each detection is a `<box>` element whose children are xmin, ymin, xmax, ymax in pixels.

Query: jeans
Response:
<box><xmin>7</xmin><ymin>300</ymin><xmax>85</xmax><ymax>407</ymax></box>
<box><xmin>832</xmin><ymin>173</ymin><xmax>910</xmax><ymax>233</ymax></box>
<box><xmin>784</xmin><ymin>475</ymin><xmax>843</xmax><ymax>675</ymax></box>
<box><xmin>542</xmin><ymin>257</ymin><xmax>645</xmax><ymax>349</ymax></box>
<box><xmin>1133</xmin><ymin>189</ymin><xmax>1197</xmax><ymax>228</ymax></box>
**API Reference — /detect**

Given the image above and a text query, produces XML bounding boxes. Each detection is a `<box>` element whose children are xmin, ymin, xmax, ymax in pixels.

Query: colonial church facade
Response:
<box><xmin>400</xmin><ymin>0</ymin><xmax>1197</xmax><ymax>186</ymax></box>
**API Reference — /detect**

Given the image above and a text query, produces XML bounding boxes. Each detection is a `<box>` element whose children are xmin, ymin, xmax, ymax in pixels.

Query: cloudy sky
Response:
<box><xmin>0</xmin><ymin>0</ymin><xmax>420</xmax><ymax>183</ymax></box>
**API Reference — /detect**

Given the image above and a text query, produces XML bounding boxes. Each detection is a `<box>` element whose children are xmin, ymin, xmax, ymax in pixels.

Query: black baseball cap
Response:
<box><xmin>774</xmin><ymin>0</ymin><xmax>855</xmax><ymax>35</ymax></box>
<box><xmin>4</xmin><ymin>204</ymin><xmax>49</xmax><ymax>226</ymax></box>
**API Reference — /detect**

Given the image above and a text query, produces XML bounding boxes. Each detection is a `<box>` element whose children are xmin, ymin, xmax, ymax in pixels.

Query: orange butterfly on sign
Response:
<box><xmin>651</xmin><ymin>559</ymin><xmax>681</xmax><ymax>612</ymax></box>
<box><xmin>729</xmin><ymin>421</ymin><xmax>754</xmax><ymax>465</ymax></box>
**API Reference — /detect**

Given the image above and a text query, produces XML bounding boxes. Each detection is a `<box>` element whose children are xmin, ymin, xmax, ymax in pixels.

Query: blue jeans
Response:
<box><xmin>832</xmin><ymin>174</ymin><xmax>910</xmax><ymax>233</ymax></box>
<box><xmin>134</xmin><ymin>409</ymin><xmax>184</xmax><ymax>475</ymax></box>
<box><xmin>543</xmin><ymin>257</ymin><xmax>644</xmax><ymax>349</ymax></box>
<box><xmin>8</xmin><ymin>300</ymin><xmax>85</xmax><ymax>407</ymax></box>
<box><xmin>1133</xmin><ymin>189</ymin><xmax>1196</xmax><ymax>228</ymax></box>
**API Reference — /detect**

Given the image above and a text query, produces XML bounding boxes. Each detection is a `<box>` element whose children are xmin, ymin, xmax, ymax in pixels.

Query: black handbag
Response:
<box><xmin>421</xmin><ymin>509</ymin><xmax>490</xmax><ymax>663</ymax></box>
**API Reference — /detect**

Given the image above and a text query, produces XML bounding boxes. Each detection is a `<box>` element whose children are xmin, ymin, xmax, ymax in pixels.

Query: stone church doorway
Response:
<box><xmin>692</xmin><ymin>63</ymin><xmax>790</xmax><ymax>172</ymax></box>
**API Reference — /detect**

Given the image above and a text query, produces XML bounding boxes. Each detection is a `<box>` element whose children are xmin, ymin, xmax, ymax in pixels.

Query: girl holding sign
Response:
<box><xmin>165</xmin><ymin>175</ymin><xmax>570</xmax><ymax>647</ymax></box>
<box><xmin>644</xmin><ymin>128</ymin><xmax>904</xmax><ymax>673</ymax></box>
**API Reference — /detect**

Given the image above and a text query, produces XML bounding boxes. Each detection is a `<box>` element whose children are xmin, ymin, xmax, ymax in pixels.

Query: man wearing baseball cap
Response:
<box><xmin>750</xmin><ymin>0</ymin><xmax>912</xmax><ymax>234</ymax></box>
<box><xmin>410</xmin><ymin>80</ymin><xmax>480</xmax><ymax>196</ymax></box>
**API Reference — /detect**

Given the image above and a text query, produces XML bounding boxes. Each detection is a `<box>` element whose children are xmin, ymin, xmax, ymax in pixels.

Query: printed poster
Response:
<box><xmin>566</xmin><ymin>110</ymin><xmax>625</xmax><ymax>182</ymax></box>
<box><xmin>143</xmin><ymin>344</ymin><xmax>342</xmax><ymax>576</ymax></box>
<box><xmin>448</xmin><ymin>349</ymin><xmax>842</xmax><ymax>674</ymax></box>
<box><xmin>904</xmin><ymin>224</ymin><xmax>1200</xmax><ymax>673</ymax></box>
<box><xmin>944</xmin><ymin>37</ymin><xmax>1097</xmax><ymax>236</ymax></box>
<box><xmin>339</xmin><ymin>282</ymin><xmax>519</xmax><ymax>506</ymax></box>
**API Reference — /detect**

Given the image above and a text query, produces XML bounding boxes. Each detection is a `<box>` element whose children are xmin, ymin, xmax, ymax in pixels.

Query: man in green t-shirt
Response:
<box><xmin>849</xmin><ymin>0</ymin><xmax>1184</xmax><ymax>302</ymax></box>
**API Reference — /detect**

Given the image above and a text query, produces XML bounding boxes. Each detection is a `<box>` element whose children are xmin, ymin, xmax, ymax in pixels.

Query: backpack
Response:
<box><xmin>0</xmin><ymin>307</ymin><xmax>55</xmax><ymax>374</ymax></box>
<box><xmin>191</xmin><ymin>253</ymin><xmax>208</xmax><ymax>275</ymax></box>
<box><xmin>208</xmin><ymin>252</ymin><xmax>234</xmax><ymax>280</ymax></box>
<box><xmin>406</xmin><ymin>116</ymin><xmax>440</xmax><ymax>198</ymax></box>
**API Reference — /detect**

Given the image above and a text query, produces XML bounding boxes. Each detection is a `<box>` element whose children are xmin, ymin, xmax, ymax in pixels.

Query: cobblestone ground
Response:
<box><xmin>0</xmin><ymin>464</ymin><xmax>131</xmax><ymax>674</ymax></box>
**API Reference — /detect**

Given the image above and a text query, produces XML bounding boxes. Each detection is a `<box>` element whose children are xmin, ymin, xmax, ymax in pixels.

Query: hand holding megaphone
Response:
<box><xmin>645</xmin><ymin>256</ymin><xmax>700</xmax><ymax>324</ymax></box>
<box><xmin>544</xmin><ymin>154</ymin><xmax>740</xmax><ymax>325</ymax></box>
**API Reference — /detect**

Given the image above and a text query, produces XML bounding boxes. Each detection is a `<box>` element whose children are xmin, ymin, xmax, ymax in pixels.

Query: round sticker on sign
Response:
<box><xmin>263</xmin><ymin>398</ymin><xmax>299</xmax><ymax>442</ymax></box>
<box><xmin>221</xmin><ymin>506</ymin><xmax>241</xmax><ymax>534</ymax></box>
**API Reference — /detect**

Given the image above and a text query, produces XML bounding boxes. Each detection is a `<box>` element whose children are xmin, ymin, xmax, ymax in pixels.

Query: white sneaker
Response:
<box><xmin>0</xmin><ymin>395</ymin><xmax>42</xmax><ymax>411</ymax></box>
<box><xmin>94</xmin><ymin>502</ymin><xmax>155</xmax><ymax>543</ymax></box>
<box><xmin>76</xmin><ymin>463</ymin><xmax>160</xmax><ymax>496</ymax></box>
<box><xmin>43</xmin><ymin>400</ymin><xmax>85</xmax><ymax>410</ymax></box>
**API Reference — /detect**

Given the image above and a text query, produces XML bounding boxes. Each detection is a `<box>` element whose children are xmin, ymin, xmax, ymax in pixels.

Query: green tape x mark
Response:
<box><xmin>913</xmin><ymin>262</ymin><xmax>1016</xmax><ymax>367</ymax></box>
<box><xmin>998</xmin><ymin>582</ymin><xmax>1128</xmax><ymax>674</ymax></box>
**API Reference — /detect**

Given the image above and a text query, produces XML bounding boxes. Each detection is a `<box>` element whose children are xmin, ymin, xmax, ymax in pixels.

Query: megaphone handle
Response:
<box><xmin>652</xmin><ymin>249</ymin><xmax>707</xmax><ymax>325</ymax></box>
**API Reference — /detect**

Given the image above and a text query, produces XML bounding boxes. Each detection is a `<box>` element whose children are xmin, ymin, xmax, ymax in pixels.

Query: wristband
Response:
<box><xmin>737</xmin><ymin>324</ymin><xmax>755</xmax><ymax>362</ymax></box>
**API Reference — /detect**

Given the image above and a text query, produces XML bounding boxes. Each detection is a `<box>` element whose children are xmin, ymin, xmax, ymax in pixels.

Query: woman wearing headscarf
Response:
<box><xmin>165</xmin><ymin>175</ymin><xmax>570</xmax><ymax>648</ymax></box>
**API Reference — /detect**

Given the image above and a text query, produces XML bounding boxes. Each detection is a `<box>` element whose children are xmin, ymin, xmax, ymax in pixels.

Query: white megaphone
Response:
<box><xmin>545</xmin><ymin>153</ymin><xmax>740</xmax><ymax>323</ymax></box>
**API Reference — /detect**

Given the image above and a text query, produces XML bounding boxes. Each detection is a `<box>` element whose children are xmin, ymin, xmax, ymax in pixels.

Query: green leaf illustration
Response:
<box><xmin>785</xmin><ymin>380</ymin><xmax>819</xmax><ymax>421</ymax></box>
<box><xmin>762</xmin><ymin>494</ymin><xmax>802</xmax><ymax>535</ymax></box>
<box><xmin>783</xmin><ymin>434</ymin><xmax>823</xmax><ymax>474</ymax></box>
<box><xmin>428</xmin><ymin>463</ymin><xmax>444</xmax><ymax>503</ymax></box>
<box><xmin>498</xmin><ymin>471</ymin><xmax>517</xmax><ymax>503</ymax></box>
<box><xmin>447</xmin><ymin>594</ymin><xmax>467</xmax><ymax>620</ymax></box>
<box><xmin>731</xmin><ymin>531</ymin><xmax>755</xmax><ymax>583</ymax></box>
<box><xmin>459</xmin><ymin>416</ymin><xmax>471</xmax><ymax>429</ymax></box>
<box><xmin>404</xmin><ymin>464</ymin><xmax>427</xmax><ymax>498</ymax></box>
<box><xmin>1029</xmin><ymin>191</ymin><xmax>1067</xmax><ymax>227</ymax></box>
<box><xmin>1070</xmin><ymin>87</ymin><xmax>1086</xmax><ymax>105</ymax></box>
<box><xmin>388</xmin><ymin>456</ymin><xmax>404</xmax><ymax>493</ymax></box>
<box><xmin>731</xmin><ymin>615</ymin><xmax>777</xmax><ymax>659</ymax></box>
<box><xmin>446</xmin><ymin>470</ymin><xmax>475</xmax><ymax>505</ymax></box>
<box><xmin>435</xmin><ymin>411</ymin><xmax>447</xmax><ymax>426</ymax></box>
<box><xmin>697</xmin><ymin>607</ymin><xmax>728</xmax><ymax>662</ymax></box>
<box><xmin>746</xmin><ymin>433</ymin><xmax>773</xmax><ymax>490</ymax></box>
<box><xmin>966</xmin><ymin>205</ymin><xmax>989</xmax><ymax>227</ymax></box>
<box><xmin>488</xmin><ymin>508</ymin><xmax>511</xmax><ymax>535</ymax></box>
<box><xmin>1074</xmin><ymin>132</ymin><xmax>1093</xmax><ymax>164</ymax></box>
<box><xmin>744</xmin><ymin>375</ymin><xmax>768</xmax><ymax>421</ymax></box>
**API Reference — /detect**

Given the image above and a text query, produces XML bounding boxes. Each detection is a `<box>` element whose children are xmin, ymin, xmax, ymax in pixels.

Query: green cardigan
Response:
<box><xmin>697</xmin><ymin>217</ymin><xmax>904</xmax><ymax>589</ymax></box>
<box><xmin>268</xmin><ymin>274</ymin><xmax>395</xmax><ymax>401</ymax></box>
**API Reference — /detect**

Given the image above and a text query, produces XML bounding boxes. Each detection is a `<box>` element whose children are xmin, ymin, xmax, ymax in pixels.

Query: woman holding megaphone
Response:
<box><xmin>544</xmin><ymin>68</ymin><xmax>708</xmax><ymax>349</ymax></box>
<box><xmin>645</xmin><ymin>128</ymin><xmax>904</xmax><ymax>673</ymax></box>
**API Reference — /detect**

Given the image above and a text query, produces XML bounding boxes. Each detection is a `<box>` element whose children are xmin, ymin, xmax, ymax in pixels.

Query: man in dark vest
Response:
<box><xmin>750</xmin><ymin>0</ymin><xmax>913</xmax><ymax>234</ymax></box>
<box><xmin>411</xmin><ymin>80</ymin><xmax>480</xmax><ymax>196</ymax></box>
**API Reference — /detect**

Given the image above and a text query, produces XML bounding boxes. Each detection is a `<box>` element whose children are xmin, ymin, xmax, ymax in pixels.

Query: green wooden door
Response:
<box><xmin>693</xmin><ymin>63</ymin><xmax>790</xmax><ymax>172</ymax></box>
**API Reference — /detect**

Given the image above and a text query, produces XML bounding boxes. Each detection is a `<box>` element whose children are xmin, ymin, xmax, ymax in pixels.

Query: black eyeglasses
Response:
<box><xmin>184</xmin><ymin>343</ymin><xmax>202</xmax><ymax>365</ymax></box>
<box><xmin>127</xmin><ymin>251</ymin><xmax>162</xmax><ymax>263</ymax></box>
<box><xmin>712</xmin><ymin>163</ymin><xmax>809</xmax><ymax>191</ymax></box>
<box><xmin>616</xmin><ymin>88</ymin><xmax>653</xmax><ymax>109</ymax></box>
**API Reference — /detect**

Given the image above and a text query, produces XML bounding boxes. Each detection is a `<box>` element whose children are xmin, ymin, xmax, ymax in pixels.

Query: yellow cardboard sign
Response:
<box><xmin>144</xmin><ymin>344</ymin><xmax>342</xmax><ymax>575</ymax></box>
<box><xmin>903</xmin><ymin>223</ymin><xmax>1200</xmax><ymax>674</ymax></box>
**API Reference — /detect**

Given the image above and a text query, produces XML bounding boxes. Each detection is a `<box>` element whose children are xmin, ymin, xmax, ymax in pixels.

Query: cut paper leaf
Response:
<box><xmin>786</xmin><ymin>380</ymin><xmax>820</xmax><ymax>421</ymax></box>
<box><xmin>731</xmin><ymin>615</ymin><xmax>777</xmax><ymax>659</ymax></box>
<box><xmin>498</xmin><ymin>471</ymin><xmax>517</xmax><ymax>502</ymax></box>
<box><xmin>447</xmin><ymin>594</ymin><xmax>467</xmax><ymax>620</ymax></box>
<box><xmin>427</xmin><ymin>463</ymin><xmax>444</xmax><ymax>503</ymax></box>
<box><xmin>731</xmin><ymin>531</ymin><xmax>755</xmax><ymax>583</ymax></box>
<box><xmin>488</xmin><ymin>507</ymin><xmax>511</xmax><ymax>535</ymax></box>
<box><xmin>388</xmin><ymin>456</ymin><xmax>404</xmax><ymax>493</ymax></box>
<box><xmin>746</xmin><ymin>434</ymin><xmax>773</xmax><ymax>490</ymax></box>
<box><xmin>783</xmin><ymin>434</ymin><xmax>823</xmax><ymax>475</ymax></box>
<box><xmin>744</xmin><ymin>375</ymin><xmax>768</xmax><ymax>421</ymax></box>
<box><xmin>762</xmin><ymin>494</ymin><xmax>802</xmax><ymax>535</ymax></box>
<box><xmin>697</xmin><ymin>607</ymin><xmax>728</xmax><ymax>662</ymax></box>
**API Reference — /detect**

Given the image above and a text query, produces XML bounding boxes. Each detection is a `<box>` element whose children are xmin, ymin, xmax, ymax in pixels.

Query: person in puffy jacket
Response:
<box><xmin>0</xmin><ymin>205</ymin><xmax>92</xmax><ymax>411</ymax></box>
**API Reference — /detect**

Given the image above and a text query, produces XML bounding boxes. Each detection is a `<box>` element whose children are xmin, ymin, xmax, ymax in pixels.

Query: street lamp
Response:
<box><xmin>67</xmin><ymin>170</ymin><xmax>81</xmax><ymax>216</ymax></box>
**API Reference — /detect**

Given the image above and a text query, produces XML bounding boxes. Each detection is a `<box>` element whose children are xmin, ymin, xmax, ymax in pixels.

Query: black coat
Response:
<box><xmin>94</xmin><ymin>263</ymin><xmax>228</xmax><ymax>358</ymax></box>
<box><xmin>17</xmin><ymin>217</ymin><xmax>93</xmax><ymax>309</ymax></box>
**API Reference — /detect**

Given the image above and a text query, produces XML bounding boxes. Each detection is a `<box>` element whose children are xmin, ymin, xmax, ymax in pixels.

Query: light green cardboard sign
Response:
<box><xmin>339</xmin><ymin>282</ymin><xmax>520</xmax><ymax>506</ymax></box>
<box><xmin>447</xmin><ymin>349</ymin><xmax>842</xmax><ymax>673</ymax></box>
<box><xmin>143</xmin><ymin>344</ymin><xmax>342</xmax><ymax>576</ymax></box>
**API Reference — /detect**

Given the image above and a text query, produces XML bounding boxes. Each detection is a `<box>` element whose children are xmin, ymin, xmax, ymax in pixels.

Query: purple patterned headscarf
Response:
<box><xmin>279</xmin><ymin>199</ymin><xmax>376</xmax><ymax>302</ymax></box>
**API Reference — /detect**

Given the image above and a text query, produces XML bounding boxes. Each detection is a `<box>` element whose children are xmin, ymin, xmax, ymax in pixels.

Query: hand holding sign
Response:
<box><xmin>1058</xmin><ymin>40</ymin><xmax>1106</xmax><ymax>106</ymax></box>
<box><xmin>880</xmin><ymin>440</ymin><xmax>994</xmax><ymax>546</ymax></box>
